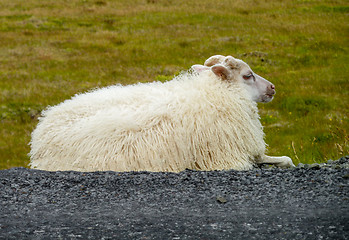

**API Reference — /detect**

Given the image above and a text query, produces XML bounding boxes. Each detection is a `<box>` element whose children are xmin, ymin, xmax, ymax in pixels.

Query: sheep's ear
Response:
<box><xmin>204</xmin><ymin>55</ymin><xmax>226</xmax><ymax>67</ymax></box>
<box><xmin>224</xmin><ymin>56</ymin><xmax>241</xmax><ymax>69</ymax></box>
<box><xmin>211</xmin><ymin>64</ymin><xmax>230</xmax><ymax>80</ymax></box>
<box><xmin>191</xmin><ymin>64</ymin><xmax>210</xmax><ymax>73</ymax></box>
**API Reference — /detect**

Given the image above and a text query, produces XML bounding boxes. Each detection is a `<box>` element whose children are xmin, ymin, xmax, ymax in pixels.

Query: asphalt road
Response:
<box><xmin>1</xmin><ymin>158</ymin><xmax>348</xmax><ymax>239</ymax></box>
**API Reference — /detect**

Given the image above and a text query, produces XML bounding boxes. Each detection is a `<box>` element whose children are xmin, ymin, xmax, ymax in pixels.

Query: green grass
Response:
<box><xmin>0</xmin><ymin>0</ymin><xmax>348</xmax><ymax>169</ymax></box>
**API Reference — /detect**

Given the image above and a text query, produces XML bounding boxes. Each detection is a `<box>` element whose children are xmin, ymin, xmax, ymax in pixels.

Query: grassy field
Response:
<box><xmin>0</xmin><ymin>0</ymin><xmax>348</xmax><ymax>169</ymax></box>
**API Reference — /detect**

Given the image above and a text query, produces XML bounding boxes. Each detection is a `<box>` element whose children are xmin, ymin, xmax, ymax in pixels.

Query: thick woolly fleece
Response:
<box><xmin>29</xmin><ymin>71</ymin><xmax>265</xmax><ymax>172</ymax></box>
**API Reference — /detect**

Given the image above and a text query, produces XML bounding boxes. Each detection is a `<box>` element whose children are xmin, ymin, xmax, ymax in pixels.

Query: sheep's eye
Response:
<box><xmin>243</xmin><ymin>74</ymin><xmax>253</xmax><ymax>80</ymax></box>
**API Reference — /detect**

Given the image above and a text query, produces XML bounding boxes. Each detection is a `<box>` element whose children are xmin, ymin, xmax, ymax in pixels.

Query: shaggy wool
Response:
<box><xmin>29</xmin><ymin>71</ymin><xmax>265</xmax><ymax>172</ymax></box>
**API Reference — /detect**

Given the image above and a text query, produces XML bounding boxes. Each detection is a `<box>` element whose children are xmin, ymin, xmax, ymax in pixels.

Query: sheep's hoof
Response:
<box><xmin>275</xmin><ymin>156</ymin><xmax>295</xmax><ymax>168</ymax></box>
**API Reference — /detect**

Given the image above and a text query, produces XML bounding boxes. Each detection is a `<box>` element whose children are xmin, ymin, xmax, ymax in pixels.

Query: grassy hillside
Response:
<box><xmin>0</xmin><ymin>0</ymin><xmax>348</xmax><ymax>169</ymax></box>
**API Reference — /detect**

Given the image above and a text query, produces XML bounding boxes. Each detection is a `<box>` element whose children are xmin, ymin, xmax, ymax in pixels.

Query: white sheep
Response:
<box><xmin>29</xmin><ymin>55</ymin><xmax>294</xmax><ymax>172</ymax></box>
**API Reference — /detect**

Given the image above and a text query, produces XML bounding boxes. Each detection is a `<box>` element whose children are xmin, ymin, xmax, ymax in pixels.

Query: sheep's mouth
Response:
<box><xmin>261</xmin><ymin>94</ymin><xmax>274</xmax><ymax>103</ymax></box>
<box><xmin>265</xmin><ymin>90</ymin><xmax>276</xmax><ymax>98</ymax></box>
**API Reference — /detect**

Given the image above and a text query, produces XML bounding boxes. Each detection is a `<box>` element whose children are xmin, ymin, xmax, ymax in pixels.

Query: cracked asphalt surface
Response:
<box><xmin>1</xmin><ymin>158</ymin><xmax>348</xmax><ymax>239</ymax></box>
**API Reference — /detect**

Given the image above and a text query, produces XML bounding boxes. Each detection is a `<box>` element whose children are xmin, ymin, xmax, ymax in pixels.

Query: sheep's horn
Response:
<box><xmin>204</xmin><ymin>55</ymin><xmax>226</xmax><ymax>67</ymax></box>
<box><xmin>223</xmin><ymin>56</ymin><xmax>241</xmax><ymax>69</ymax></box>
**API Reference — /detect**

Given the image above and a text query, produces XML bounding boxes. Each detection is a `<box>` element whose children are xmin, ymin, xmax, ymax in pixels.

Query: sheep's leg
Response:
<box><xmin>257</xmin><ymin>155</ymin><xmax>295</xmax><ymax>168</ymax></box>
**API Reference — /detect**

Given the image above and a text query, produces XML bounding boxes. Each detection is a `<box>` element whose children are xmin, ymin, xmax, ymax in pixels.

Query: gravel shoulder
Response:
<box><xmin>1</xmin><ymin>157</ymin><xmax>349</xmax><ymax>239</ymax></box>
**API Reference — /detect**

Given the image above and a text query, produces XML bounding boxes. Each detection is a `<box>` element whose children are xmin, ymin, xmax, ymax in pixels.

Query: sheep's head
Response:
<box><xmin>192</xmin><ymin>55</ymin><xmax>276</xmax><ymax>103</ymax></box>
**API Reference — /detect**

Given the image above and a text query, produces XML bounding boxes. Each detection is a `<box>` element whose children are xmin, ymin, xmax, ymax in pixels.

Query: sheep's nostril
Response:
<box><xmin>270</xmin><ymin>84</ymin><xmax>275</xmax><ymax>90</ymax></box>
